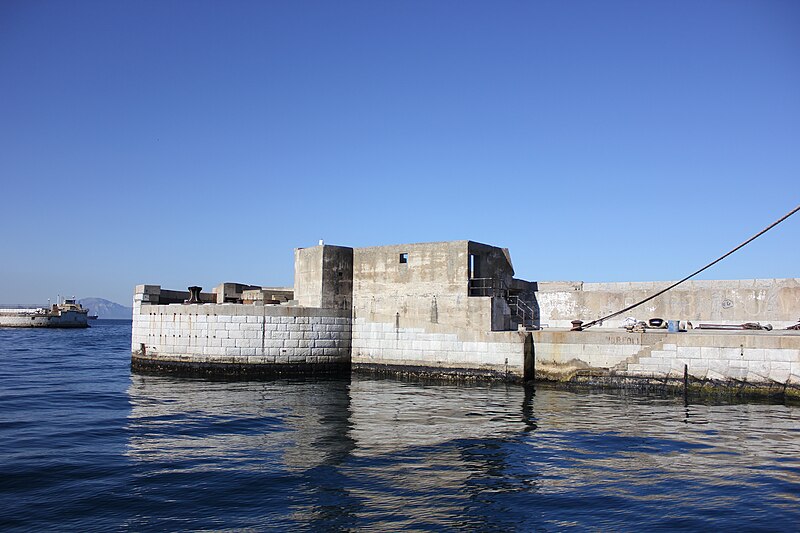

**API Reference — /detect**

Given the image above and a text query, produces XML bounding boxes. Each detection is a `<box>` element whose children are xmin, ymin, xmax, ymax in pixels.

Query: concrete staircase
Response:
<box><xmin>612</xmin><ymin>335</ymin><xmax>668</xmax><ymax>374</ymax></box>
<box><xmin>506</xmin><ymin>294</ymin><xmax>535</xmax><ymax>329</ymax></box>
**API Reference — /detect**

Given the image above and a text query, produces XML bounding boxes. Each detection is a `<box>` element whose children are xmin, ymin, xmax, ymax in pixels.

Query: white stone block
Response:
<box><xmin>235</xmin><ymin>339</ymin><xmax>253</xmax><ymax>349</ymax></box>
<box><xmin>700</xmin><ymin>347</ymin><xmax>720</xmax><ymax>361</ymax></box>
<box><xmin>770</xmin><ymin>362</ymin><xmax>791</xmax><ymax>382</ymax></box>
<box><xmin>765</xmin><ymin>349</ymin><xmax>798</xmax><ymax>363</ymax></box>
<box><xmin>679</xmin><ymin>347</ymin><xmax>701</xmax><ymax>359</ymax></box>
<box><xmin>707</xmin><ymin>359</ymin><xmax>729</xmax><ymax>375</ymax></box>
<box><xmin>720</xmin><ymin>347</ymin><xmax>743</xmax><ymax>361</ymax></box>
<box><xmin>315</xmin><ymin>339</ymin><xmax>336</xmax><ymax>349</ymax></box>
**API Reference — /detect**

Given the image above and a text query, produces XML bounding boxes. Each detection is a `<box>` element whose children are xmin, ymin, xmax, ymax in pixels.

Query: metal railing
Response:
<box><xmin>507</xmin><ymin>294</ymin><xmax>535</xmax><ymax>328</ymax></box>
<box><xmin>468</xmin><ymin>277</ymin><xmax>535</xmax><ymax>328</ymax></box>
<box><xmin>468</xmin><ymin>277</ymin><xmax>508</xmax><ymax>297</ymax></box>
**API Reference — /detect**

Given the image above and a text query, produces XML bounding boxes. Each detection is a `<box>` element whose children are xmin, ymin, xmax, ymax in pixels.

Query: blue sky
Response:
<box><xmin>1</xmin><ymin>1</ymin><xmax>798</xmax><ymax>305</ymax></box>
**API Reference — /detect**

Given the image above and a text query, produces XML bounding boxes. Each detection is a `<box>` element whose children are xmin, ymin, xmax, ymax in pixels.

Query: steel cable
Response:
<box><xmin>580</xmin><ymin>203</ymin><xmax>800</xmax><ymax>330</ymax></box>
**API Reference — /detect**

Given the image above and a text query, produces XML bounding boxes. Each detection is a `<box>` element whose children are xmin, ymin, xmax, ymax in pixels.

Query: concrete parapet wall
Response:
<box><xmin>351</xmin><ymin>318</ymin><xmax>528</xmax><ymax>378</ymax></box>
<box><xmin>131</xmin><ymin>303</ymin><xmax>351</xmax><ymax>369</ymax></box>
<box><xmin>536</xmin><ymin>278</ymin><xmax>800</xmax><ymax>329</ymax></box>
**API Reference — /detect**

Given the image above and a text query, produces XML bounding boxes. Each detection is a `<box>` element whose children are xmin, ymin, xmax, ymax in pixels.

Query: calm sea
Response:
<box><xmin>1</xmin><ymin>321</ymin><xmax>798</xmax><ymax>531</ymax></box>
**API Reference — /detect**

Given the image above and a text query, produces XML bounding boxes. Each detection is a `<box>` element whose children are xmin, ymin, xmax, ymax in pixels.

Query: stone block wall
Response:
<box><xmin>131</xmin><ymin>303</ymin><xmax>351</xmax><ymax>368</ymax></box>
<box><xmin>532</xmin><ymin>330</ymin><xmax>664</xmax><ymax>379</ymax></box>
<box><xmin>619</xmin><ymin>332</ymin><xmax>800</xmax><ymax>385</ymax></box>
<box><xmin>351</xmin><ymin>318</ymin><xmax>529</xmax><ymax>379</ymax></box>
<box><xmin>532</xmin><ymin>329</ymin><xmax>800</xmax><ymax>387</ymax></box>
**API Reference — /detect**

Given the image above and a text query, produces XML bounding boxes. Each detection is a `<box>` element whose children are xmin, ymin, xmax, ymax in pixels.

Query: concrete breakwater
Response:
<box><xmin>131</xmin><ymin>299</ymin><xmax>351</xmax><ymax>376</ymax></box>
<box><xmin>132</xmin><ymin>241</ymin><xmax>534</xmax><ymax>380</ymax></box>
<box><xmin>533</xmin><ymin>329</ymin><xmax>800</xmax><ymax>398</ymax></box>
<box><xmin>131</xmin><ymin>240</ymin><xmax>800</xmax><ymax>397</ymax></box>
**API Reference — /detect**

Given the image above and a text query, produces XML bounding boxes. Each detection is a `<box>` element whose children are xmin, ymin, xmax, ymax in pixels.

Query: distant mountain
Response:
<box><xmin>78</xmin><ymin>298</ymin><xmax>132</xmax><ymax>319</ymax></box>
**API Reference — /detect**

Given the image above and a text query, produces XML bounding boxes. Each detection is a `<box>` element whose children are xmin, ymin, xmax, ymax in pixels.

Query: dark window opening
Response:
<box><xmin>399</xmin><ymin>253</ymin><xmax>408</xmax><ymax>264</ymax></box>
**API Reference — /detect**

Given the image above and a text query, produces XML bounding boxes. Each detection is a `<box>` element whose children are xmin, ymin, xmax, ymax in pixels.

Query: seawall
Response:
<box><xmin>351</xmin><ymin>318</ymin><xmax>530</xmax><ymax>381</ymax></box>
<box><xmin>131</xmin><ymin>302</ymin><xmax>351</xmax><ymax>377</ymax></box>
<box><xmin>533</xmin><ymin>329</ymin><xmax>800</xmax><ymax>398</ymax></box>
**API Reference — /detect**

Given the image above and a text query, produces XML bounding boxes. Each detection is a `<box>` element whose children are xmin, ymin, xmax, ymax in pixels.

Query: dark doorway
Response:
<box><xmin>524</xmin><ymin>333</ymin><xmax>534</xmax><ymax>382</ymax></box>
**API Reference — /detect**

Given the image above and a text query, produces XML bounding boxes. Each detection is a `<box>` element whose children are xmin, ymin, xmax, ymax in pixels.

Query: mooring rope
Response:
<box><xmin>580</xmin><ymin>203</ymin><xmax>800</xmax><ymax>330</ymax></box>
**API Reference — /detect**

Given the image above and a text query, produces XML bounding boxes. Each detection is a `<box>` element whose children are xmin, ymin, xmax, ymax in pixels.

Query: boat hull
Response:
<box><xmin>0</xmin><ymin>310</ymin><xmax>89</xmax><ymax>328</ymax></box>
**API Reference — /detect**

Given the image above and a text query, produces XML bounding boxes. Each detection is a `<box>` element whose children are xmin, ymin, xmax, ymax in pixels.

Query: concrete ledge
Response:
<box><xmin>131</xmin><ymin>354</ymin><xmax>350</xmax><ymax>378</ymax></box>
<box><xmin>353</xmin><ymin>362</ymin><xmax>523</xmax><ymax>383</ymax></box>
<box><xmin>540</xmin><ymin>368</ymin><xmax>800</xmax><ymax>401</ymax></box>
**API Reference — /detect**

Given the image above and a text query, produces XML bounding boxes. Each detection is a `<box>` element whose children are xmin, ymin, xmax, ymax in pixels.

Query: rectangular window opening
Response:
<box><xmin>399</xmin><ymin>253</ymin><xmax>408</xmax><ymax>264</ymax></box>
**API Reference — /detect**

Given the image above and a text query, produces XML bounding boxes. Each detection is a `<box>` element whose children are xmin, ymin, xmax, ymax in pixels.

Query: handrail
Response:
<box><xmin>507</xmin><ymin>294</ymin><xmax>535</xmax><ymax>327</ymax></box>
<box><xmin>469</xmin><ymin>277</ymin><xmax>535</xmax><ymax>327</ymax></box>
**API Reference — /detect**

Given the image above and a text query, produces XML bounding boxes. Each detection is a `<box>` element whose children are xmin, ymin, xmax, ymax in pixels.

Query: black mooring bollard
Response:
<box><xmin>185</xmin><ymin>286</ymin><xmax>203</xmax><ymax>304</ymax></box>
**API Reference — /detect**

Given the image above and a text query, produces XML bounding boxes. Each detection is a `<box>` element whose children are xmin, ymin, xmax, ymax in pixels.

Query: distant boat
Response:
<box><xmin>0</xmin><ymin>298</ymin><xmax>90</xmax><ymax>328</ymax></box>
<box><xmin>88</xmin><ymin>315</ymin><xmax>98</xmax><ymax>320</ymax></box>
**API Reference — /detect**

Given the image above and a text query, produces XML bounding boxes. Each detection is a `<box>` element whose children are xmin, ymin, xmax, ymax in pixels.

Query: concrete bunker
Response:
<box><xmin>132</xmin><ymin>240</ymin><xmax>537</xmax><ymax>381</ymax></box>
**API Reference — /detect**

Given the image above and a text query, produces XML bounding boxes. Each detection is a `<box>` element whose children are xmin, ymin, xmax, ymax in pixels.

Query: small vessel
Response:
<box><xmin>0</xmin><ymin>298</ymin><xmax>90</xmax><ymax>328</ymax></box>
<box><xmin>88</xmin><ymin>315</ymin><xmax>98</xmax><ymax>320</ymax></box>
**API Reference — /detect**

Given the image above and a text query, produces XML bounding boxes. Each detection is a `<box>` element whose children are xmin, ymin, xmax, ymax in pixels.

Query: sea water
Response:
<box><xmin>1</xmin><ymin>321</ymin><xmax>798</xmax><ymax>531</ymax></box>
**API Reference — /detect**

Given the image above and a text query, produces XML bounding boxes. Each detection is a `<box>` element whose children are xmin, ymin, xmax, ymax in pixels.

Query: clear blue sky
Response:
<box><xmin>1</xmin><ymin>1</ymin><xmax>798</xmax><ymax>305</ymax></box>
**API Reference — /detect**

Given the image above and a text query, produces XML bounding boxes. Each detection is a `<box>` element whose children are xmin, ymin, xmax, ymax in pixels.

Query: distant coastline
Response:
<box><xmin>78</xmin><ymin>298</ymin><xmax>133</xmax><ymax>320</ymax></box>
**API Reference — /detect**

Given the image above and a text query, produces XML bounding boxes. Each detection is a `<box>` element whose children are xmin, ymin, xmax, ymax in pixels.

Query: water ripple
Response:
<box><xmin>0</xmin><ymin>321</ymin><xmax>798</xmax><ymax>531</ymax></box>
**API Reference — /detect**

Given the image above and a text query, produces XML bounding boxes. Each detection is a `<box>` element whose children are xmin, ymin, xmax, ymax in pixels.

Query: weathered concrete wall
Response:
<box><xmin>320</xmin><ymin>245</ymin><xmax>353</xmax><ymax>311</ymax></box>
<box><xmin>293</xmin><ymin>246</ymin><xmax>324</xmax><ymax>308</ymax></box>
<box><xmin>348</xmin><ymin>241</ymin><xmax>531</xmax><ymax>378</ymax></box>
<box><xmin>294</xmin><ymin>245</ymin><xmax>353</xmax><ymax>310</ymax></box>
<box><xmin>352</xmin><ymin>241</ymin><xmax>489</xmax><ymax>333</ymax></box>
<box><xmin>536</xmin><ymin>278</ymin><xmax>800</xmax><ymax>329</ymax></box>
<box><xmin>532</xmin><ymin>330</ymin><xmax>664</xmax><ymax>378</ymax></box>
<box><xmin>533</xmin><ymin>329</ymin><xmax>800</xmax><ymax>393</ymax></box>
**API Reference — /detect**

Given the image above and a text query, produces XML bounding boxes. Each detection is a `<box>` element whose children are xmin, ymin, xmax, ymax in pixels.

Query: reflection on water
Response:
<box><xmin>126</xmin><ymin>376</ymin><xmax>800</xmax><ymax>530</ymax></box>
<box><xmin>8</xmin><ymin>321</ymin><xmax>796</xmax><ymax>530</ymax></box>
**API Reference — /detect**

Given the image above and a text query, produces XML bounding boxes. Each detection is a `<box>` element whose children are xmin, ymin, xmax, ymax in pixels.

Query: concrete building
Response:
<box><xmin>132</xmin><ymin>240</ymin><xmax>538</xmax><ymax>381</ymax></box>
<box><xmin>130</xmin><ymin>240</ymin><xmax>800</xmax><ymax>397</ymax></box>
